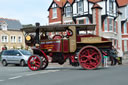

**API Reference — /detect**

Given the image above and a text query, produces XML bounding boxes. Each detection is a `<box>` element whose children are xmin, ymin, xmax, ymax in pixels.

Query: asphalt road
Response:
<box><xmin>0</xmin><ymin>63</ymin><xmax>128</xmax><ymax>85</ymax></box>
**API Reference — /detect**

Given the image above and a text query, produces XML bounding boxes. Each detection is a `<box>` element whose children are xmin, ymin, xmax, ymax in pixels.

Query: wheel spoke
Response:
<box><xmin>90</xmin><ymin>52</ymin><xmax>97</xmax><ymax>57</ymax></box>
<box><xmin>80</xmin><ymin>55</ymin><xmax>87</xmax><ymax>58</ymax></box>
<box><xmin>35</xmin><ymin>64</ymin><xmax>40</xmax><ymax>68</ymax></box>
<box><xmin>36</xmin><ymin>61</ymin><xmax>40</xmax><ymax>65</ymax></box>
<box><xmin>87</xmin><ymin>49</ymin><xmax>90</xmax><ymax>56</ymax></box>
<box><xmin>90</xmin><ymin>57</ymin><xmax>97</xmax><ymax>61</ymax></box>
<box><xmin>80</xmin><ymin>59</ymin><xmax>88</xmax><ymax>63</ymax></box>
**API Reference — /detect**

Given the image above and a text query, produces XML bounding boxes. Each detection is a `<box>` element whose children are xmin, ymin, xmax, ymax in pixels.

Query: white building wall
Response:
<box><xmin>119</xmin><ymin>7</ymin><xmax>126</xmax><ymax>20</ymax></box>
<box><xmin>113</xmin><ymin>1</ymin><xmax>117</xmax><ymax>16</ymax></box>
<box><xmin>107</xmin><ymin>0</ymin><xmax>109</xmax><ymax>14</ymax></box>
<box><xmin>98</xmin><ymin>1</ymin><xmax>106</xmax><ymax>15</ymax></box>
<box><xmin>73</xmin><ymin>3</ymin><xmax>77</xmax><ymax>16</ymax></box>
<box><xmin>84</xmin><ymin>0</ymin><xmax>88</xmax><ymax>13</ymax></box>
<box><xmin>127</xmin><ymin>5</ymin><xmax>128</xmax><ymax>19</ymax></box>
<box><xmin>89</xmin><ymin>3</ymin><xmax>93</xmax><ymax>14</ymax></box>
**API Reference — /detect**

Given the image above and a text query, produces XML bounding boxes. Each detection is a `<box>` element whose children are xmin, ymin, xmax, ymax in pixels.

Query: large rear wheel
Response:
<box><xmin>78</xmin><ymin>46</ymin><xmax>102</xmax><ymax>70</ymax></box>
<box><xmin>28</xmin><ymin>55</ymin><xmax>42</xmax><ymax>71</ymax></box>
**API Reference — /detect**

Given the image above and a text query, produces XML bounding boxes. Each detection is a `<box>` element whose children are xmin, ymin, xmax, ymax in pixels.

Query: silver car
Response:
<box><xmin>1</xmin><ymin>50</ymin><xmax>32</xmax><ymax>66</ymax></box>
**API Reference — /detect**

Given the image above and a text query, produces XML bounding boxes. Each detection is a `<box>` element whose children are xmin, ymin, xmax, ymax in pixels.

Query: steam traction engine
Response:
<box><xmin>22</xmin><ymin>24</ymin><xmax>112</xmax><ymax>71</ymax></box>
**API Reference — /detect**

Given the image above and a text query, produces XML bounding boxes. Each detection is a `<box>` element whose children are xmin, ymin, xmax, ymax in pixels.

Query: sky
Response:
<box><xmin>0</xmin><ymin>0</ymin><xmax>53</xmax><ymax>25</ymax></box>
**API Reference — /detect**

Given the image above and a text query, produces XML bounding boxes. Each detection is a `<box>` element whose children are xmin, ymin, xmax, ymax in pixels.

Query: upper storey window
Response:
<box><xmin>109</xmin><ymin>0</ymin><xmax>114</xmax><ymax>13</ymax></box>
<box><xmin>109</xmin><ymin>18</ymin><xmax>113</xmax><ymax>31</ymax></box>
<box><xmin>52</xmin><ymin>3</ymin><xmax>57</xmax><ymax>19</ymax></box>
<box><xmin>78</xmin><ymin>0</ymin><xmax>83</xmax><ymax>14</ymax></box>
<box><xmin>124</xmin><ymin>22</ymin><xmax>127</xmax><ymax>34</ymax></box>
<box><xmin>127</xmin><ymin>5</ymin><xmax>128</xmax><ymax>18</ymax></box>
<box><xmin>65</xmin><ymin>3</ymin><xmax>72</xmax><ymax>17</ymax></box>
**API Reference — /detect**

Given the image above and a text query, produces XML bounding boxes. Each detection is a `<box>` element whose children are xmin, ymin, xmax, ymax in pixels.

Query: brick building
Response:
<box><xmin>48</xmin><ymin>0</ymin><xmax>128</xmax><ymax>57</ymax></box>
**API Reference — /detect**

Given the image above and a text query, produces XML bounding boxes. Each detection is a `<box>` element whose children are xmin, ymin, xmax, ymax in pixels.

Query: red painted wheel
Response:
<box><xmin>78</xmin><ymin>46</ymin><xmax>102</xmax><ymax>70</ymax></box>
<box><xmin>40</xmin><ymin>56</ymin><xmax>48</xmax><ymax>70</ymax></box>
<box><xmin>28</xmin><ymin>55</ymin><xmax>42</xmax><ymax>71</ymax></box>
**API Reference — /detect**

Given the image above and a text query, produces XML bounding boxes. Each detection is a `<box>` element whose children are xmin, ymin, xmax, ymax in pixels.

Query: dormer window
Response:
<box><xmin>52</xmin><ymin>3</ymin><xmax>57</xmax><ymax>19</ymax></box>
<box><xmin>78</xmin><ymin>0</ymin><xmax>83</xmax><ymax>14</ymax></box>
<box><xmin>65</xmin><ymin>3</ymin><xmax>72</xmax><ymax>17</ymax></box>
<box><xmin>1</xmin><ymin>22</ymin><xmax>7</xmax><ymax>30</ymax></box>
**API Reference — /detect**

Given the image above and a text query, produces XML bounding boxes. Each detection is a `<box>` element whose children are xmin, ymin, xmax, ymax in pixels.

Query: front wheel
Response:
<box><xmin>2</xmin><ymin>60</ymin><xmax>8</xmax><ymax>66</ymax></box>
<box><xmin>78</xmin><ymin>46</ymin><xmax>102</xmax><ymax>70</ymax></box>
<box><xmin>28</xmin><ymin>55</ymin><xmax>42</xmax><ymax>71</ymax></box>
<box><xmin>20</xmin><ymin>60</ymin><xmax>26</xmax><ymax>66</ymax></box>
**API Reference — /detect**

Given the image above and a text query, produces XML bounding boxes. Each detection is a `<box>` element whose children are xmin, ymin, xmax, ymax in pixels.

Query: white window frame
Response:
<box><xmin>18</xmin><ymin>36</ymin><xmax>22</xmax><ymax>43</ymax></box>
<box><xmin>10</xmin><ymin>35</ymin><xmax>16</xmax><ymax>43</ymax></box>
<box><xmin>1</xmin><ymin>35</ymin><xmax>8</xmax><ymax>43</ymax></box>
<box><xmin>78</xmin><ymin>1</ymin><xmax>83</xmax><ymax>14</ymax></box>
<box><xmin>124</xmin><ymin>40</ymin><xmax>127</xmax><ymax>52</ymax></box>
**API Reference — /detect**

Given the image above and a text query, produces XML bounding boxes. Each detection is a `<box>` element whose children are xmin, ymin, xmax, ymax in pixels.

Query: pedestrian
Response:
<box><xmin>2</xmin><ymin>45</ymin><xmax>7</xmax><ymax>51</ymax></box>
<box><xmin>102</xmin><ymin>50</ymin><xmax>108</xmax><ymax>67</ymax></box>
<box><xmin>109</xmin><ymin>46</ymin><xmax>118</xmax><ymax>65</ymax></box>
<box><xmin>117</xmin><ymin>48</ymin><xmax>123</xmax><ymax>65</ymax></box>
<box><xmin>4</xmin><ymin>45</ymin><xmax>7</xmax><ymax>50</ymax></box>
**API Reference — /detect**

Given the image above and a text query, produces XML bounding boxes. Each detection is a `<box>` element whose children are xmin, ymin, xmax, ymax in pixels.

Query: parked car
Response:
<box><xmin>1</xmin><ymin>49</ymin><xmax>32</xmax><ymax>66</ymax></box>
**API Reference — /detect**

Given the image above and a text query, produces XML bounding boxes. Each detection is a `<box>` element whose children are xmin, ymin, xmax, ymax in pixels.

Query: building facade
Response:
<box><xmin>48</xmin><ymin>0</ymin><xmax>128</xmax><ymax>57</ymax></box>
<box><xmin>0</xmin><ymin>18</ymin><xmax>25</xmax><ymax>51</ymax></box>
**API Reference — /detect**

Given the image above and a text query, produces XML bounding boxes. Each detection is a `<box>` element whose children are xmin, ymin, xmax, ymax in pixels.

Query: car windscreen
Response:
<box><xmin>20</xmin><ymin>50</ymin><xmax>32</xmax><ymax>55</ymax></box>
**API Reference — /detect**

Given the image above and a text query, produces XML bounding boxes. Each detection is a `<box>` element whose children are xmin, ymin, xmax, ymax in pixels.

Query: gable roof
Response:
<box><xmin>48</xmin><ymin>0</ymin><xmax>74</xmax><ymax>11</ymax></box>
<box><xmin>68</xmin><ymin>0</ymin><xmax>74</xmax><ymax>4</ymax></box>
<box><xmin>89</xmin><ymin>0</ymin><xmax>102</xmax><ymax>3</ymax></box>
<box><xmin>117</xmin><ymin>0</ymin><xmax>128</xmax><ymax>7</ymax></box>
<box><xmin>0</xmin><ymin>18</ymin><xmax>23</xmax><ymax>30</ymax></box>
<box><xmin>92</xmin><ymin>3</ymin><xmax>102</xmax><ymax>9</ymax></box>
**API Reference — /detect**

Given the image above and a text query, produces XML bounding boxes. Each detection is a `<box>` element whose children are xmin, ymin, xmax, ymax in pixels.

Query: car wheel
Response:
<box><xmin>2</xmin><ymin>60</ymin><xmax>8</xmax><ymax>66</ymax></box>
<box><xmin>20</xmin><ymin>60</ymin><xmax>26</xmax><ymax>66</ymax></box>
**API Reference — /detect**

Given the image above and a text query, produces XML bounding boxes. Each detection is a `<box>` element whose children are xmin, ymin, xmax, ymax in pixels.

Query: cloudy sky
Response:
<box><xmin>0</xmin><ymin>0</ymin><xmax>52</xmax><ymax>25</ymax></box>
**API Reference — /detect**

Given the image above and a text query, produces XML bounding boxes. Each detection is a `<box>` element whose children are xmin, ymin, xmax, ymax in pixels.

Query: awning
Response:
<box><xmin>21</xmin><ymin>24</ymin><xmax>96</xmax><ymax>33</ymax></box>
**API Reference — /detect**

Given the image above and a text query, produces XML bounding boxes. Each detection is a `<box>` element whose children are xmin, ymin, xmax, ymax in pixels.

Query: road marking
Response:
<box><xmin>0</xmin><ymin>80</ymin><xmax>4</xmax><ymax>82</ymax></box>
<box><xmin>26</xmin><ymin>70</ymin><xmax>59</xmax><ymax>76</ymax></box>
<box><xmin>39</xmin><ymin>70</ymin><xmax>59</xmax><ymax>74</ymax></box>
<box><xmin>26</xmin><ymin>73</ymin><xmax>39</xmax><ymax>76</ymax></box>
<box><xmin>9</xmin><ymin>76</ymin><xmax>22</xmax><ymax>80</ymax></box>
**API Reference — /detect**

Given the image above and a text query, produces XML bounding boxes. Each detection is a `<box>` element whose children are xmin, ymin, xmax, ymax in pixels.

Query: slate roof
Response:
<box><xmin>0</xmin><ymin>18</ymin><xmax>22</xmax><ymax>30</ymax></box>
